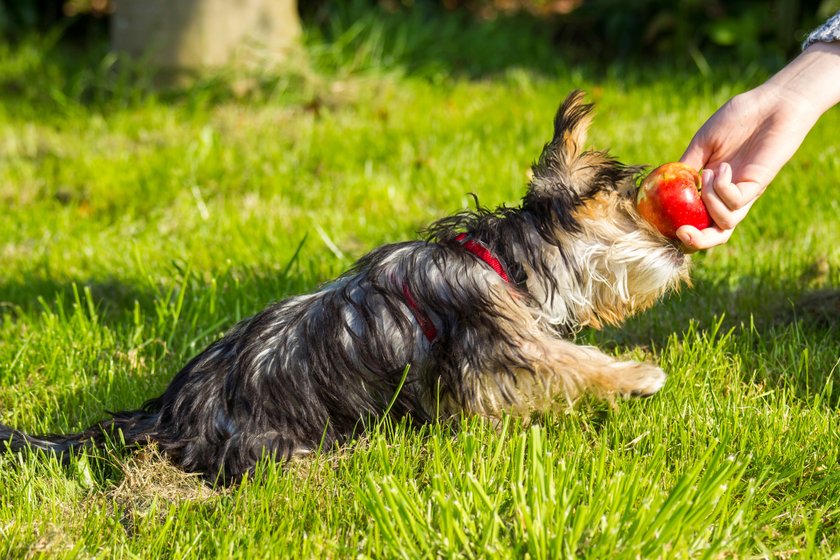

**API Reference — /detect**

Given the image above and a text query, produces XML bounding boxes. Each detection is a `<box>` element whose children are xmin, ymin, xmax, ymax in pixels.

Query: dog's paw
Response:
<box><xmin>608</xmin><ymin>361</ymin><xmax>667</xmax><ymax>398</ymax></box>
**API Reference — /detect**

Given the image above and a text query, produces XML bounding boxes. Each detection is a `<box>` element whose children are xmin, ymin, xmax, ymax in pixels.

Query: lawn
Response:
<box><xmin>0</xmin><ymin>11</ymin><xmax>839</xmax><ymax>559</ymax></box>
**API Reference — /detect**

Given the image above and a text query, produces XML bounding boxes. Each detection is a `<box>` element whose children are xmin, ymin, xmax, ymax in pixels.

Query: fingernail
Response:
<box><xmin>701</xmin><ymin>169</ymin><xmax>713</xmax><ymax>185</ymax></box>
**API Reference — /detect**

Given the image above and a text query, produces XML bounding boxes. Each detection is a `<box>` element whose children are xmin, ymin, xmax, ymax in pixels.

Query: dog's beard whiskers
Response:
<box><xmin>523</xmin><ymin>209</ymin><xmax>689</xmax><ymax>331</ymax></box>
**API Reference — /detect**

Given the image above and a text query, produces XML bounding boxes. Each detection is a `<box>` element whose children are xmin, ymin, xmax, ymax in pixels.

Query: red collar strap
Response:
<box><xmin>454</xmin><ymin>233</ymin><xmax>511</xmax><ymax>283</ymax></box>
<box><xmin>402</xmin><ymin>233</ymin><xmax>510</xmax><ymax>343</ymax></box>
<box><xmin>401</xmin><ymin>282</ymin><xmax>439</xmax><ymax>342</ymax></box>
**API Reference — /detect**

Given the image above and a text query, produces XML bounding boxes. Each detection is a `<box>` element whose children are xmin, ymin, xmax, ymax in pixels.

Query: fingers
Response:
<box><xmin>710</xmin><ymin>162</ymin><xmax>763</xmax><ymax>212</ymax></box>
<box><xmin>676</xmin><ymin>224</ymin><xmax>734</xmax><ymax>251</ymax></box>
<box><xmin>671</xmin><ymin>151</ymin><xmax>768</xmax><ymax>250</ymax></box>
<box><xmin>700</xmin><ymin>163</ymin><xmax>755</xmax><ymax>231</ymax></box>
<box><xmin>701</xmin><ymin>168</ymin><xmax>714</xmax><ymax>192</ymax></box>
<box><xmin>675</xmin><ymin>162</ymin><xmax>763</xmax><ymax>250</ymax></box>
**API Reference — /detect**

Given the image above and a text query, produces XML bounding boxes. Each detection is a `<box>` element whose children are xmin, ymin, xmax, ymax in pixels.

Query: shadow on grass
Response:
<box><xmin>0</xmin><ymin>276</ymin><xmax>154</xmax><ymax>324</ymax></box>
<box><xmin>0</xmin><ymin>263</ymin><xmax>319</xmax><ymax>426</ymax></box>
<box><xmin>0</xmin><ymin>258</ymin><xmax>318</xmax><ymax>330</ymax></box>
<box><xmin>594</xmin><ymin>275</ymin><xmax>839</xmax><ymax>406</ymax></box>
<box><xmin>598</xmin><ymin>278</ymin><xmax>839</xmax><ymax>347</ymax></box>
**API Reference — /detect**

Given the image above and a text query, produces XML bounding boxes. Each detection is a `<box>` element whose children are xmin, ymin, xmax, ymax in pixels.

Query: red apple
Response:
<box><xmin>636</xmin><ymin>162</ymin><xmax>712</xmax><ymax>239</ymax></box>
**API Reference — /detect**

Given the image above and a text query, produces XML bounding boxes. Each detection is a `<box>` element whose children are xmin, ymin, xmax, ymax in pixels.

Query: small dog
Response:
<box><xmin>1</xmin><ymin>91</ymin><xmax>689</xmax><ymax>483</ymax></box>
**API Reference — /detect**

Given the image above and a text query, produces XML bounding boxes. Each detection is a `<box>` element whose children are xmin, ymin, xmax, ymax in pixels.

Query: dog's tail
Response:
<box><xmin>0</xmin><ymin>410</ymin><xmax>158</xmax><ymax>459</ymax></box>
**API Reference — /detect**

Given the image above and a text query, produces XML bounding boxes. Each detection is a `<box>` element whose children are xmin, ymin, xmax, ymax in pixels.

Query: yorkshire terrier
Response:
<box><xmin>1</xmin><ymin>91</ymin><xmax>689</xmax><ymax>483</ymax></box>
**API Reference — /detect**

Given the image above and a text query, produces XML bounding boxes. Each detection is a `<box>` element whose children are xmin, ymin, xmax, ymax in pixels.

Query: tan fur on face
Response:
<box><xmin>512</xmin><ymin>188</ymin><xmax>689</xmax><ymax>336</ymax></box>
<box><xmin>569</xmin><ymin>191</ymin><xmax>690</xmax><ymax>329</ymax></box>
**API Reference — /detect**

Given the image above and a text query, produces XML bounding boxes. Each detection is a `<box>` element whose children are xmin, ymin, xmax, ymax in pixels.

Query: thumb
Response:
<box><xmin>680</xmin><ymin>139</ymin><xmax>708</xmax><ymax>172</ymax></box>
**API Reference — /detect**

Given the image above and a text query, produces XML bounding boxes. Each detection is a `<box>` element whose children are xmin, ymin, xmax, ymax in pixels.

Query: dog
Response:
<box><xmin>0</xmin><ymin>91</ymin><xmax>689</xmax><ymax>483</ymax></box>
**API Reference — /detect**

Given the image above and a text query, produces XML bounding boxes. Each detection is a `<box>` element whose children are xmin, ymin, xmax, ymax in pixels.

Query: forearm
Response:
<box><xmin>762</xmin><ymin>41</ymin><xmax>840</xmax><ymax>117</ymax></box>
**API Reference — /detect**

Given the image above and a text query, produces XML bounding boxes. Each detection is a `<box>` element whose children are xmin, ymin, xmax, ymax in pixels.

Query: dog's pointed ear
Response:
<box><xmin>529</xmin><ymin>90</ymin><xmax>597</xmax><ymax>196</ymax></box>
<box><xmin>551</xmin><ymin>89</ymin><xmax>593</xmax><ymax>160</ymax></box>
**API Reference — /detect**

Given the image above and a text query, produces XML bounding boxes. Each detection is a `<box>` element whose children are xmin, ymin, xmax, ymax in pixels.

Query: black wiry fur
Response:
<box><xmin>1</xmin><ymin>91</ymin><xmax>685</xmax><ymax>484</ymax></box>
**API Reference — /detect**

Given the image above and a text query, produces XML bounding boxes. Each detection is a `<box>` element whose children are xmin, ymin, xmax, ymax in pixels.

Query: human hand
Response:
<box><xmin>677</xmin><ymin>42</ymin><xmax>840</xmax><ymax>251</ymax></box>
<box><xmin>677</xmin><ymin>87</ymin><xmax>819</xmax><ymax>250</ymax></box>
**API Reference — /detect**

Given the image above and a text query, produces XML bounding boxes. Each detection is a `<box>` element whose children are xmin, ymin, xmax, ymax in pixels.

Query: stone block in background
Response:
<box><xmin>111</xmin><ymin>0</ymin><xmax>301</xmax><ymax>75</ymax></box>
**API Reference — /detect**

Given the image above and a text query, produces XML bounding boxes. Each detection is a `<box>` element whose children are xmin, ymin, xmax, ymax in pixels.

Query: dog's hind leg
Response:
<box><xmin>210</xmin><ymin>431</ymin><xmax>315</xmax><ymax>484</ymax></box>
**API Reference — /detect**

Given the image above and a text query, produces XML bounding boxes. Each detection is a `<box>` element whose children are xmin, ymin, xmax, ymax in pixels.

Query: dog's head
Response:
<box><xmin>524</xmin><ymin>90</ymin><xmax>690</xmax><ymax>330</ymax></box>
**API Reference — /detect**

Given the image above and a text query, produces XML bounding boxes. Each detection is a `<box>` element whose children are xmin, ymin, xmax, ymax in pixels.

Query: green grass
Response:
<box><xmin>1</xmin><ymin>12</ymin><xmax>839</xmax><ymax>558</ymax></box>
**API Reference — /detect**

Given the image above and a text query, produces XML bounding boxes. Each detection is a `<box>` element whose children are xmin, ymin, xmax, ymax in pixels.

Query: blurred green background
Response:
<box><xmin>3</xmin><ymin>0</ymin><xmax>840</xmax><ymax>69</ymax></box>
<box><xmin>2</xmin><ymin>1</ymin><xmax>839</xmax><ymax>557</ymax></box>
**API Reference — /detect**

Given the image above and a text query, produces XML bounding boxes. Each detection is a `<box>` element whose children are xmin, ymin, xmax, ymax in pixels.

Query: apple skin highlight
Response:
<box><xmin>636</xmin><ymin>162</ymin><xmax>712</xmax><ymax>239</ymax></box>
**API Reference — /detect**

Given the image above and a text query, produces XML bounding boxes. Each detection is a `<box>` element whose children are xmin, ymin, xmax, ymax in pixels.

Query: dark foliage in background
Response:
<box><xmin>0</xmin><ymin>0</ymin><xmax>110</xmax><ymax>39</ymax></box>
<box><xmin>1</xmin><ymin>0</ymin><xmax>839</xmax><ymax>71</ymax></box>
<box><xmin>563</xmin><ymin>0</ymin><xmax>839</xmax><ymax>64</ymax></box>
<box><xmin>305</xmin><ymin>0</ymin><xmax>839</xmax><ymax>67</ymax></box>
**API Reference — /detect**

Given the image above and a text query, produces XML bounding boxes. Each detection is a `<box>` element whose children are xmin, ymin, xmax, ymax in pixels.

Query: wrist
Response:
<box><xmin>764</xmin><ymin>41</ymin><xmax>840</xmax><ymax>117</ymax></box>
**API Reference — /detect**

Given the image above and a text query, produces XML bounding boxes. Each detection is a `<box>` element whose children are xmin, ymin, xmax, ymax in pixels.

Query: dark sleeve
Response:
<box><xmin>803</xmin><ymin>11</ymin><xmax>840</xmax><ymax>49</ymax></box>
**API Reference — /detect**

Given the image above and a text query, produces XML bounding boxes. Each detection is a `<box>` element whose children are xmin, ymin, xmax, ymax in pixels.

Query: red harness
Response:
<box><xmin>403</xmin><ymin>234</ymin><xmax>510</xmax><ymax>342</ymax></box>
